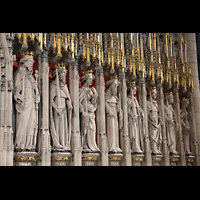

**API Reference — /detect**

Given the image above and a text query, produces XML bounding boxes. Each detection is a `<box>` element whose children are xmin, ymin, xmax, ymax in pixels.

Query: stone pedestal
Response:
<box><xmin>51</xmin><ymin>152</ymin><xmax>72</xmax><ymax>166</ymax></box>
<box><xmin>186</xmin><ymin>155</ymin><xmax>195</xmax><ymax>166</ymax></box>
<box><xmin>82</xmin><ymin>153</ymin><xmax>100</xmax><ymax>166</ymax></box>
<box><xmin>152</xmin><ymin>155</ymin><xmax>163</xmax><ymax>166</ymax></box>
<box><xmin>170</xmin><ymin>155</ymin><xmax>180</xmax><ymax>166</ymax></box>
<box><xmin>108</xmin><ymin>153</ymin><xmax>123</xmax><ymax>166</ymax></box>
<box><xmin>13</xmin><ymin>152</ymin><xmax>39</xmax><ymax>166</ymax></box>
<box><xmin>132</xmin><ymin>154</ymin><xmax>144</xmax><ymax>166</ymax></box>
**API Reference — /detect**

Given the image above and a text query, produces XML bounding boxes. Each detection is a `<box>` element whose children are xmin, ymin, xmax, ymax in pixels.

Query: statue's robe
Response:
<box><xmin>164</xmin><ymin>104</ymin><xmax>178</xmax><ymax>154</ymax></box>
<box><xmin>127</xmin><ymin>96</ymin><xmax>144</xmax><ymax>153</ymax></box>
<box><xmin>105</xmin><ymin>90</ymin><xmax>122</xmax><ymax>153</ymax></box>
<box><xmin>79</xmin><ymin>86</ymin><xmax>99</xmax><ymax>152</ymax></box>
<box><xmin>13</xmin><ymin>69</ymin><xmax>39</xmax><ymax>150</ymax></box>
<box><xmin>50</xmin><ymin>79</ymin><xmax>72</xmax><ymax>151</ymax></box>
<box><xmin>147</xmin><ymin>99</ymin><xmax>162</xmax><ymax>154</ymax></box>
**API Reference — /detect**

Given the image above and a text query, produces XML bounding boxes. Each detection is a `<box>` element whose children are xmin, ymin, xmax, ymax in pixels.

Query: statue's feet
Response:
<box><xmin>186</xmin><ymin>151</ymin><xmax>193</xmax><ymax>156</ymax></box>
<box><xmin>170</xmin><ymin>150</ymin><xmax>179</xmax><ymax>156</ymax></box>
<box><xmin>132</xmin><ymin>148</ymin><xmax>143</xmax><ymax>154</ymax></box>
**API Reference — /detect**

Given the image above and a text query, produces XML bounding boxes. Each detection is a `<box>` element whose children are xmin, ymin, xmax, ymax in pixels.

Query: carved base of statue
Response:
<box><xmin>152</xmin><ymin>154</ymin><xmax>163</xmax><ymax>166</ymax></box>
<box><xmin>170</xmin><ymin>154</ymin><xmax>180</xmax><ymax>166</ymax></box>
<box><xmin>132</xmin><ymin>154</ymin><xmax>144</xmax><ymax>166</ymax></box>
<box><xmin>13</xmin><ymin>151</ymin><xmax>39</xmax><ymax>166</ymax></box>
<box><xmin>82</xmin><ymin>153</ymin><xmax>100</xmax><ymax>166</ymax></box>
<box><xmin>186</xmin><ymin>155</ymin><xmax>195</xmax><ymax>166</ymax></box>
<box><xmin>51</xmin><ymin>152</ymin><xmax>72</xmax><ymax>166</ymax></box>
<box><xmin>108</xmin><ymin>153</ymin><xmax>123</xmax><ymax>166</ymax></box>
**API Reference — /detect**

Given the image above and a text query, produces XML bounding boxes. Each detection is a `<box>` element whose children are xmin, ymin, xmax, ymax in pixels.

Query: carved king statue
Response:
<box><xmin>13</xmin><ymin>51</ymin><xmax>40</xmax><ymax>151</ymax></box>
<box><xmin>50</xmin><ymin>65</ymin><xmax>72</xmax><ymax>152</ymax></box>
<box><xmin>164</xmin><ymin>92</ymin><xmax>179</xmax><ymax>155</ymax></box>
<box><xmin>127</xmin><ymin>81</ymin><xmax>144</xmax><ymax>154</ymax></box>
<box><xmin>147</xmin><ymin>86</ymin><xmax>162</xmax><ymax>155</ymax></box>
<box><xmin>180</xmin><ymin>97</ymin><xmax>193</xmax><ymax>156</ymax></box>
<box><xmin>79</xmin><ymin>70</ymin><xmax>100</xmax><ymax>153</ymax></box>
<box><xmin>105</xmin><ymin>76</ymin><xmax>123</xmax><ymax>154</ymax></box>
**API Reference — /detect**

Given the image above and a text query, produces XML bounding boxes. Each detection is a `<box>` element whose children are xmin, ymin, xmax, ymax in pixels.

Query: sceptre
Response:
<box><xmin>33</xmin><ymin>70</ymin><xmax>39</xmax><ymax>148</ymax></box>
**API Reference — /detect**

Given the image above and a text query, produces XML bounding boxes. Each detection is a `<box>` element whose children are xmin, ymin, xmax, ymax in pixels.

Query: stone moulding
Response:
<box><xmin>13</xmin><ymin>156</ymin><xmax>39</xmax><ymax>162</ymax></box>
<box><xmin>51</xmin><ymin>157</ymin><xmax>71</xmax><ymax>162</ymax></box>
<box><xmin>82</xmin><ymin>157</ymin><xmax>99</xmax><ymax>162</ymax></box>
<box><xmin>108</xmin><ymin>157</ymin><xmax>122</xmax><ymax>162</ymax></box>
<box><xmin>132</xmin><ymin>158</ymin><xmax>143</xmax><ymax>162</ymax></box>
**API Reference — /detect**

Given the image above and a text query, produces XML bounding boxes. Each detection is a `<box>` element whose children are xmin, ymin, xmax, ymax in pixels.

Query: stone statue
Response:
<box><xmin>164</xmin><ymin>92</ymin><xmax>179</xmax><ymax>155</ymax></box>
<box><xmin>180</xmin><ymin>97</ymin><xmax>193</xmax><ymax>156</ymax></box>
<box><xmin>50</xmin><ymin>66</ymin><xmax>72</xmax><ymax>152</ymax></box>
<box><xmin>79</xmin><ymin>70</ymin><xmax>100</xmax><ymax>153</ymax></box>
<box><xmin>13</xmin><ymin>52</ymin><xmax>40</xmax><ymax>151</ymax></box>
<box><xmin>127</xmin><ymin>81</ymin><xmax>144</xmax><ymax>154</ymax></box>
<box><xmin>147</xmin><ymin>86</ymin><xmax>162</xmax><ymax>155</ymax></box>
<box><xmin>105</xmin><ymin>76</ymin><xmax>123</xmax><ymax>154</ymax></box>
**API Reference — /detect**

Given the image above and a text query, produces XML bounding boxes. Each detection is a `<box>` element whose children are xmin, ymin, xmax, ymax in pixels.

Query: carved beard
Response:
<box><xmin>111</xmin><ymin>88</ymin><xmax>117</xmax><ymax>97</ymax></box>
<box><xmin>59</xmin><ymin>76</ymin><xmax>66</xmax><ymax>85</ymax></box>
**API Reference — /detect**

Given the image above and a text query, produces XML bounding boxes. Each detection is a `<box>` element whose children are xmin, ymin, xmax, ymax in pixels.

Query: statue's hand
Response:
<box><xmin>109</xmin><ymin>111</ymin><xmax>114</xmax><ymax>117</ymax></box>
<box><xmin>17</xmin><ymin>94</ymin><xmax>24</xmax><ymax>104</ymax></box>
<box><xmin>34</xmin><ymin>95</ymin><xmax>40</xmax><ymax>104</ymax></box>
<box><xmin>56</xmin><ymin>108</ymin><xmax>63</xmax><ymax>116</ymax></box>
<box><xmin>91</xmin><ymin>87</ymin><xmax>98</xmax><ymax>97</ymax></box>
<box><xmin>67</xmin><ymin>100</ymin><xmax>73</xmax><ymax>110</ymax></box>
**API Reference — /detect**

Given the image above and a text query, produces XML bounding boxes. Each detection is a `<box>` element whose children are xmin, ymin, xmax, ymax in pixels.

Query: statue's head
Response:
<box><xmin>148</xmin><ymin>86</ymin><xmax>157</xmax><ymax>100</ymax></box>
<box><xmin>181</xmin><ymin>97</ymin><xmax>189</xmax><ymax>109</ymax></box>
<box><xmin>20</xmin><ymin>51</ymin><xmax>35</xmax><ymax>76</ymax></box>
<box><xmin>80</xmin><ymin>70</ymin><xmax>95</xmax><ymax>87</ymax></box>
<box><xmin>106</xmin><ymin>76</ymin><xmax>119</xmax><ymax>97</ymax></box>
<box><xmin>164</xmin><ymin>92</ymin><xmax>173</xmax><ymax>104</ymax></box>
<box><xmin>127</xmin><ymin>81</ymin><xmax>138</xmax><ymax>96</ymax></box>
<box><xmin>19</xmin><ymin>58</ymin><xmax>34</xmax><ymax>76</ymax></box>
<box><xmin>58</xmin><ymin>68</ymin><xmax>67</xmax><ymax>85</ymax></box>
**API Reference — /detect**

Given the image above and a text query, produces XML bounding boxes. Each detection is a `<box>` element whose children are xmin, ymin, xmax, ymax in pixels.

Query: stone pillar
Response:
<box><xmin>69</xmin><ymin>59</ymin><xmax>82</xmax><ymax>166</ymax></box>
<box><xmin>173</xmin><ymin>87</ymin><xmax>186</xmax><ymax>166</ymax></box>
<box><xmin>120</xmin><ymin>73</ymin><xmax>131</xmax><ymax>166</ymax></box>
<box><xmin>0</xmin><ymin>33</ymin><xmax>14</xmax><ymax>166</ymax></box>
<box><xmin>138</xmin><ymin>76</ymin><xmax>152</xmax><ymax>166</ymax></box>
<box><xmin>157</xmin><ymin>83</ymin><xmax>170</xmax><ymax>166</ymax></box>
<box><xmin>186</xmin><ymin>33</ymin><xmax>200</xmax><ymax>165</ymax></box>
<box><xmin>187</xmin><ymin>91</ymin><xmax>200</xmax><ymax>166</ymax></box>
<box><xmin>37</xmin><ymin>50</ymin><xmax>51</xmax><ymax>166</ymax></box>
<box><xmin>96</xmin><ymin>67</ymin><xmax>108</xmax><ymax>166</ymax></box>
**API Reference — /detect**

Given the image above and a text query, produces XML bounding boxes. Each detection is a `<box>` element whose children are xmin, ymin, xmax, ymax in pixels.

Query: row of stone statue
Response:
<box><xmin>13</xmin><ymin>57</ymin><xmax>192</xmax><ymax>157</ymax></box>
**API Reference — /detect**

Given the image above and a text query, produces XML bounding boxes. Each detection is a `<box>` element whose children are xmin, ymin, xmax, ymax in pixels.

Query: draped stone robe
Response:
<box><xmin>127</xmin><ymin>96</ymin><xmax>144</xmax><ymax>153</ymax></box>
<box><xmin>164</xmin><ymin>103</ymin><xmax>178</xmax><ymax>154</ymax></box>
<box><xmin>79</xmin><ymin>86</ymin><xmax>100</xmax><ymax>153</ymax></box>
<box><xmin>50</xmin><ymin>79</ymin><xmax>72</xmax><ymax>152</ymax></box>
<box><xmin>105</xmin><ymin>89</ymin><xmax>123</xmax><ymax>153</ymax></box>
<box><xmin>13</xmin><ymin>68</ymin><xmax>40</xmax><ymax>151</ymax></box>
<box><xmin>180</xmin><ymin>108</ymin><xmax>191</xmax><ymax>155</ymax></box>
<box><xmin>147</xmin><ymin>99</ymin><xmax>162</xmax><ymax>154</ymax></box>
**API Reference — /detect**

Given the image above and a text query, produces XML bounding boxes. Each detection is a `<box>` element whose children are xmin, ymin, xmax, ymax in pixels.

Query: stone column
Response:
<box><xmin>187</xmin><ymin>91</ymin><xmax>200</xmax><ymax>165</ymax></box>
<box><xmin>0</xmin><ymin>33</ymin><xmax>14</xmax><ymax>166</ymax></box>
<box><xmin>157</xmin><ymin>83</ymin><xmax>170</xmax><ymax>166</ymax></box>
<box><xmin>120</xmin><ymin>73</ymin><xmax>131</xmax><ymax>166</ymax></box>
<box><xmin>138</xmin><ymin>76</ymin><xmax>152</xmax><ymax>166</ymax></box>
<box><xmin>96</xmin><ymin>67</ymin><xmax>108</xmax><ymax>166</ymax></box>
<box><xmin>69</xmin><ymin>59</ymin><xmax>82</xmax><ymax>166</ymax></box>
<box><xmin>173</xmin><ymin>87</ymin><xmax>186</xmax><ymax>166</ymax></box>
<box><xmin>186</xmin><ymin>33</ymin><xmax>200</xmax><ymax>165</ymax></box>
<box><xmin>37</xmin><ymin>50</ymin><xmax>51</xmax><ymax>166</ymax></box>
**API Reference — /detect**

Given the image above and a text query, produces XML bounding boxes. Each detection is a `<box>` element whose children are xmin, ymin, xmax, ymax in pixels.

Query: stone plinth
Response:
<box><xmin>132</xmin><ymin>154</ymin><xmax>144</xmax><ymax>166</ymax></box>
<box><xmin>108</xmin><ymin>153</ymin><xmax>123</xmax><ymax>166</ymax></box>
<box><xmin>186</xmin><ymin>155</ymin><xmax>195</xmax><ymax>166</ymax></box>
<box><xmin>51</xmin><ymin>152</ymin><xmax>72</xmax><ymax>166</ymax></box>
<box><xmin>13</xmin><ymin>151</ymin><xmax>39</xmax><ymax>166</ymax></box>
<box><xmin>152</xmin><ymin>155</ymin><xmax>163</xmax><ymax>166</ymax></box>
<box><xmin>170</xmin><ymin>155</ymin><xmax>180</xmax><ymax>166</ymax></box>
<box><xmin>82</xmin><ymin>153</ymin><xmax>100</xmax><ymax>166</ymax></box>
